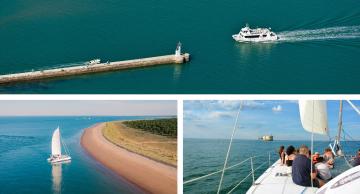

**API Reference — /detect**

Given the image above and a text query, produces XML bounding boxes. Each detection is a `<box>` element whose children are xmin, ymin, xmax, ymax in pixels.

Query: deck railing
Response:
<box><xmin>184</xmin><ymin>152</ymin><xmax>274</xmax><ymax>193</ymax></box>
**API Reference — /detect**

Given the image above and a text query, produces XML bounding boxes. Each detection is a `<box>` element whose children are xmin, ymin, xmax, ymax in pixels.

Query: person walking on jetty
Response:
<box><xmin>292</xmin><ymin>145</ymin><xmax>324</xmax><ymax>188</ymax></box>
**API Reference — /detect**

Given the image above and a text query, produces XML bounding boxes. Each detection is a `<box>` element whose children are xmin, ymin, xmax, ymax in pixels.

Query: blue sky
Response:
<box><xmin>0</xmin><ymin>100</ymin><xmax>177</xmax><ymax>116</ymax></box>
<box><xmin>184</xmin><ymin>100</ymin><xmax>360</xmax><ymax>140</ymax></box>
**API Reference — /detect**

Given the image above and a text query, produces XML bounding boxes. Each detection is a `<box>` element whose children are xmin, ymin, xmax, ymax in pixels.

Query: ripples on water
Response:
<box><xmin>0</xmin><ymin>135</ymin><xmax>40</xmax><ymax>155</ymax></box>
<box><xmin>278</xmin><ymin>25</ymin><xmax>360</xmax><ymax>42</ymax></box>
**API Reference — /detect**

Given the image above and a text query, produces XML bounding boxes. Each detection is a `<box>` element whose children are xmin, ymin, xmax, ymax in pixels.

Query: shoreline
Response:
<box><xmin>81</xmin><ymin>123</ymin><xmax>177</xmax><ymax>194</ymax></box>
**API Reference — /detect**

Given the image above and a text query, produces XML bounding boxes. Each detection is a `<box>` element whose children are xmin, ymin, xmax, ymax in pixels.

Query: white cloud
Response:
<box><xmin>272</xmin><ymin>105</ymin><xmax>282</xmax><ymax>112</ymax></box>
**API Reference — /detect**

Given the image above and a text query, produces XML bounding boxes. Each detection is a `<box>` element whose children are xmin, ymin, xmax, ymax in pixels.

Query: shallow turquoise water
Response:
<box><xmin>0</xmin><ymin>116</ymin><xmax>160</xmax><ymax>194</ymax></box>
<box><xmin>183</xmin><ymin>139</ymin><xmax>360</xmax><ymax>194</ymax></box>
<box><xmin>0</xmin><ymin>0</ymin><xmax>359</xmax><ymax>93</ymax></box>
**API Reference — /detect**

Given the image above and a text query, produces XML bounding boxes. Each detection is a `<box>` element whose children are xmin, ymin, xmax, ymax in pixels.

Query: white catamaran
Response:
<box><xmin>47</xmin><ymin>127</ymin><xmax>71</xmax><ymax>163</ymax></box>
<box><xmin>184</xmin><ymin>100</ymin><xmax>360</xmax><ymax>194</ymax></box>
<box><xmin>247</xmin><ymin>100</ymin><xmax>360</xmax><ymax>194</ymax></box>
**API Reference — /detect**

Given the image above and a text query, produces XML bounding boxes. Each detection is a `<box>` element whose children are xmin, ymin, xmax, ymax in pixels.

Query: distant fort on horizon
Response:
<box><xmin>259</xmin><ymin>135</ymin><xmax>273</xmax><ymax>141</ymax></box>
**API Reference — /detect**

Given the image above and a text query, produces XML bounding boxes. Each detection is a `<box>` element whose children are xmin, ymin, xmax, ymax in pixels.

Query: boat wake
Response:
<box><xmin>278</xmin><ymin>25</ymin><xmax>360</xmax><ymax>42</ymax></box>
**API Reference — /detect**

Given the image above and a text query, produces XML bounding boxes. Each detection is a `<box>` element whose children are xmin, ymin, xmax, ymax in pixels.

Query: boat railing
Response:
<box><xmin>184</xmin><ymin>151</ymin><xmax>274</xmax><ymax>193</ymax></box>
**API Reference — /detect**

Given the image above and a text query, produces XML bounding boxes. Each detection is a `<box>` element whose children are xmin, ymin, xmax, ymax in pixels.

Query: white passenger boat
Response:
<box><xmin>47</xmin><ymin>127</ymin><xmax>71</xmax><ymax>163</ymax></box>
<box><xmin>232</xmin><ymin>24</ymin><xmax>278</xmax><ymax>42</ymax></box>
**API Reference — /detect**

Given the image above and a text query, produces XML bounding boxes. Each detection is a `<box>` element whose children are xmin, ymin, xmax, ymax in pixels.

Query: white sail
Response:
<box><xmin>51</xmin><ymin>127</ymin><xmax>62</xmax><ymax>156</ymax></box>
<box><xmin>299</xmin><ymin>100</ymin><xmax>328</xmax><ymax>135</ymax></box>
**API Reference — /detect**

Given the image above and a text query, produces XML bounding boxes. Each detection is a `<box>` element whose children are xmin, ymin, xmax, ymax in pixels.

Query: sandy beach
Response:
<box><xmin>81</xmin><ymin>123</ymin><xmax>177</xmax><ymax>194</ymax></box>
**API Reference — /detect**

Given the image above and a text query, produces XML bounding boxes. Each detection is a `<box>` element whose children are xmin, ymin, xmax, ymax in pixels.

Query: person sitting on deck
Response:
<box><xmin>323</xmin><ymin>148</ymin><xmax>335</xmax><ymax>168</ymax></box>
<box><xmin>351</xmin><ymin>149</ymin><xmax>360</xmax><ymax>167</ymax></box>
<box><xmin>285</xmin><ymin>145</ymin><xmax>296</xmax><ymax>167</ymax></box>
<box><xmin>292</xmin><ymin>145</ymin><xmax>324</xmax><ymax>188</ymax></box>
<box><xmin>314</xmin><ymin>156</ymin><xmax>332</xmax><ymax>182</ymax></box>
<box><xmin>312</xmin><ymin>152</ymin><xmax>320</xmax><ymax>164</ymax></box>
<box><xmin>279</xmin><ymin>145</ymin><xmax>285</xmax><ymax>165</ymax></box>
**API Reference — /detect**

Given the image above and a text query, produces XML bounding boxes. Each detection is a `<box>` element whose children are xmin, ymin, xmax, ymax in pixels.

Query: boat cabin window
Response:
<box><xmin>245</xmin><ymin>35</ymin><xmax>260</xmax><ymax>38</ymax></box>
<box><xmin>262</xmin><ymin>35</ymin><xmax>267</xmax><ymax>37</ymax></box>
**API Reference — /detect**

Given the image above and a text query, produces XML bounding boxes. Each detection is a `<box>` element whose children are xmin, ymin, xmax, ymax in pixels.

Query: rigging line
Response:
<box><xmin>310</xmin><ymin>101</ymin><xmax>315</xmax><ymax>188</ymax></box>
<box><xmin>217</xmin><ymin>103</ymin><xmax>242</xmax><ymax>194</ymax></box>
<box><xmin>184</xmin><ymin>153</ymin><xmax>272</xmax><ymax>184</ymax></box>
<box><xmin>339</xmin><ymin>128</ymin><xmax>354</xmax><ymax>168</ymax></box>
<box><xmin>342</xmin><ymin>128</ymin><xmax>359</xmax><ymax>141</ymax></box>
<box><xmin>227</xmin><ymin>161</ymin><xmax>268</xmax><ymax>194</ymax></box>
<box><xmin>183</xmin><ymin>157</ymin><xmax>252</xmax><ymax>185</ymax></box>
<box><xmin>346</xmin><ymin>100</ymin><xmax>360</xmax><ymax>115</ymax></box>
<box><xmin>60</xmin><ymin>132</ymin><xmax>70</xmax><ymax>155</ymax></box>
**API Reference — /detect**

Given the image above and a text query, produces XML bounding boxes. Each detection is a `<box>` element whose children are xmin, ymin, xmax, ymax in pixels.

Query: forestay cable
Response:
<box><xmin>217</xmin><ymin>102</ymin><xmax>242</xmax><ymax>194</ymax></box>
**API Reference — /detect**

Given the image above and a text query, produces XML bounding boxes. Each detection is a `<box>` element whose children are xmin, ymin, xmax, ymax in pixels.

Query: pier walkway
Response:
<box><xmin>0</xmin><ymin>44</ymin><xmax>190</xmax><ymax>84</ymax></box>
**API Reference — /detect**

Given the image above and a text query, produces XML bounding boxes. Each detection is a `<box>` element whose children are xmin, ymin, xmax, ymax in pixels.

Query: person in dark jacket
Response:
<box><xmin>292</xmin><ymin>145</ymin><xmax>324</xmax><ymax>188</ymax></box>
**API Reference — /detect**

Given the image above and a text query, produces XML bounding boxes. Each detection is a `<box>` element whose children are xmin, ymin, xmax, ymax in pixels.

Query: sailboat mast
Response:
<box><xmin>336</xmin><ymin>100</ymin><xmax>343</xmax><ymax>143</ymax></box>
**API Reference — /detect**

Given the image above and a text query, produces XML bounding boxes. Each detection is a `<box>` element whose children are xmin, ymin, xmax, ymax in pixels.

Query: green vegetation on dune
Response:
<box><xmin>123</xmin><ymin>118</ymin><xmax>177</xmax><ymax>137</ymax></box>
<box><xmin>102</xmin><ymin>120</ymin><xmax>177</xmax><ymax>166</ymax></box>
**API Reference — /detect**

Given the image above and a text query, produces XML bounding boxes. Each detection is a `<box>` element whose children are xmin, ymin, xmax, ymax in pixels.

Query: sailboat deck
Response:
<box><xmin>246</xmin><ymin>159</ymin><xmax>318</xmax><ymax>194</ymax></box>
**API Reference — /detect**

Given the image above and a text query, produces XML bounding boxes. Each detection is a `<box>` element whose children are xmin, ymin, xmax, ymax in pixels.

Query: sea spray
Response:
<box><xmin>278</xmin><ymin>25</ymin><xmax>360</xmax><ymax>42</ymax></box>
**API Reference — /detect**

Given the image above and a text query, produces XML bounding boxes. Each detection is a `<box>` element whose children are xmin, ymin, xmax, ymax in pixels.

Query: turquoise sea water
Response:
<box><xmin>183</xmin><ymin>139</ymin><xmax>360</xmax><ymax>194</ymax></box>
<box><xmin>0</xmin><ymin>116</ymin><xmax>160</xmax><ymax>194</ymax></box>
<box><xmin>0</xmin><ymin>0</ymin><xmax>360</xmax><ymax>93</ymax></box>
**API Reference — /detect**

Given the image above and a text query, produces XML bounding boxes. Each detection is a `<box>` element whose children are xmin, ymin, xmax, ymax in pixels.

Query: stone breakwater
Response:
<box><xmin>0</xmin><ymin>53</ymin><xmax>190</xmax><ymax>84</ymax></box>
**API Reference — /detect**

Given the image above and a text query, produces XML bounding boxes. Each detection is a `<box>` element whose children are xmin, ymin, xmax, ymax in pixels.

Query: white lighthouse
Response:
<box><xmin>175</xmin><ymin>42</ymin><xmax>182</xmax><ymax>57</ymax></box>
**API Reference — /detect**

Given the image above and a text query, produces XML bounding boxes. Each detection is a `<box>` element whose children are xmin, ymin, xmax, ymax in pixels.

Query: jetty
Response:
<box><xmin>0</xmin><ymin>43</ymin><xmax>190</xmax><ymax>84</ymax></box>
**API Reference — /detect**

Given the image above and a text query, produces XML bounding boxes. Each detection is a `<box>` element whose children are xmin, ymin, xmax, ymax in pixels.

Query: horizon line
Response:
<box><xmin>183</xmin><ymin>137</ymin><xmax>360</xmax><ymax>142</ymax></box>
